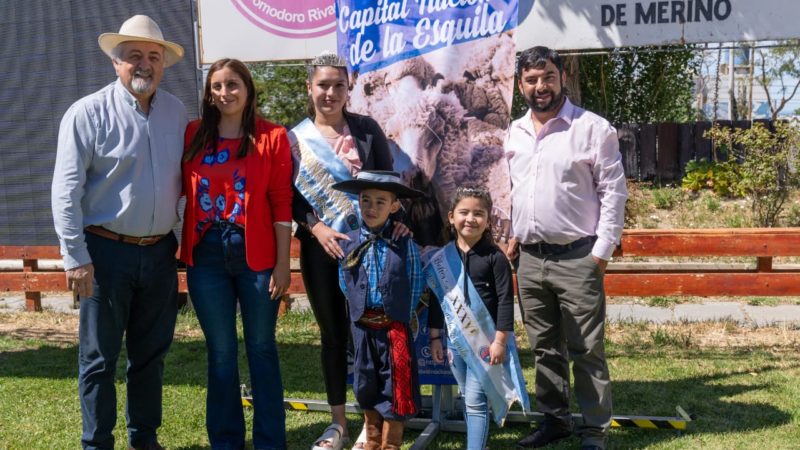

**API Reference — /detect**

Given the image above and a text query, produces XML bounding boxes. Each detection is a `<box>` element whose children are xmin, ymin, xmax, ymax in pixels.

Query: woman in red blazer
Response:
<box><xmin>181</xmin><ymin>58</ymin><xmax>292</xmax><ymax>450</ymax></box>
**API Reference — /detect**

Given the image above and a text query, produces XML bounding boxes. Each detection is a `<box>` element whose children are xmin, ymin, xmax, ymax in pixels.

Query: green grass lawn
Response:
<box><xmin>1</xmin><ymin>309</ymin><xmax>799</xmax><ymax>449</ymax></box>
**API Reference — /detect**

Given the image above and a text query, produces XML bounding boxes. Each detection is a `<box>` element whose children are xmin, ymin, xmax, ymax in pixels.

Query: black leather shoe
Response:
<box><xmin>516</xmin><ymin>423</ymin><xmax>572</xmax><ymax>448</ymax></box>
<box><xmin>580</xmin><ymin>446</ymin><xmax>603</xmax><ymax>450</ymax></box>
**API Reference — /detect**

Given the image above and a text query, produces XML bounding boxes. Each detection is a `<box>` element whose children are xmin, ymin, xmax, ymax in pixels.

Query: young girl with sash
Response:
<box><xmin>426</xmin><ymin>187</ymin><xmax>530</xmax><ymax>449</ymax></box>
<box><xmin>290</xmin><ymin>52</ymin><xmax>402</xmax><ymax>450</ymax></box>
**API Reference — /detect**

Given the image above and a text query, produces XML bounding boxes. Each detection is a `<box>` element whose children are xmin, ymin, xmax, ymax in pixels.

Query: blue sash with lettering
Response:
<box><xmin>289</xmin><ymin>118</ymin><xmax>360</xmax><ymax>233</ymax></box>
<box><xmin>424</xmin><ymin>242</ymin><xmax>530</xmax><ymax>425</ymax></box>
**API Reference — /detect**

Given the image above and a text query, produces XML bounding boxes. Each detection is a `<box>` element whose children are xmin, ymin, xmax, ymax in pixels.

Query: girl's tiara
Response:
<box><xmin>456</xmin><ymin>186</ymin><xmax>491</xmax><ymax>196</ymax></box>
<box><xmin>310</xmin><ymin>51</ymin><xmax>347</xmax><ymax>68</ymax></box>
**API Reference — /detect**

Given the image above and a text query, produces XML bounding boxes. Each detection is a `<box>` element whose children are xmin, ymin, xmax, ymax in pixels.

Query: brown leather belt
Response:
<box><xmin>357</xmin><ymin>309</ymin><xmax>393</xmax><ymax>329</ymax></box>
<box><xmin>85</xmin><ymin>225</ymin><xmax>167</xmax><ymax>246</ymax></box>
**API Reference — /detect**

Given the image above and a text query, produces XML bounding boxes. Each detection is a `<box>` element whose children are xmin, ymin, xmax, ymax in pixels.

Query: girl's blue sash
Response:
<box><xmin>424</xmin><ymin>242</ymin><xmax>531</xmax><ymax>425</ymax></box>
<box><xmin>289</xmin><ymin>118</ymin><xmax>360</xmax><ymax>233</ymax></box>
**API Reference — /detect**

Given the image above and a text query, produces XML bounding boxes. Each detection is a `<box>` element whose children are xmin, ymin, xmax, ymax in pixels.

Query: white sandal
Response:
<box><xmin>312</xmin><ymin>423</ymin><xmax>348</xmax><ymax>450</ymax></box>
<box><xmin>351</xmin><ymin>425</ymin><xmax>367</xmax><ymax>450</ymax></box>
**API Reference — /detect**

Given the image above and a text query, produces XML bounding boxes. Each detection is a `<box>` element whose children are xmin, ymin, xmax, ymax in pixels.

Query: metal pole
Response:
<box><xmin>191</xmin><ymin>0</ymin><xmax>204</xmax><ymax>117</ymax></box>
<box><xmin>728</xmin><ymin>43</ymin><xmax>736</xmax><ymax>120</ymax></box>
<box><xmin>748</xmin><ymin>44</ymin><xmax>755</xmax><ymax>122</ymax></box>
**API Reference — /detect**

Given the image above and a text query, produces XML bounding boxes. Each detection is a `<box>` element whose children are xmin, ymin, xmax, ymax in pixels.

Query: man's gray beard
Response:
<box><xmin>131</xmin><ymin>77</ymin><xmax>153</xmax><ymax>95</ymax></box>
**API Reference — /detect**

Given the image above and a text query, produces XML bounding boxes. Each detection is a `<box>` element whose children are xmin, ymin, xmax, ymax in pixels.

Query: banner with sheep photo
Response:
<box><xmin>336</xmin><ymin>0</ymin><xmax>519</xmax><ymax>246</ymax></box>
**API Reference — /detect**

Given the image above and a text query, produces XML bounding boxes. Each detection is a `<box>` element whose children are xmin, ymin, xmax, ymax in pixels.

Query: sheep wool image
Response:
<box><xmin>338</xmin><ymin>0</ymin><xmax>519</xmax><ymax>243</ymax></box>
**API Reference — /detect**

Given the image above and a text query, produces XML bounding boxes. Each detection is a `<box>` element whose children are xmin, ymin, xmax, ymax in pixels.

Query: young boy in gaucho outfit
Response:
<box><xmin>332</xmin><ymin>170</ymin><xmax>441</xmax><ymax>449</ymax></box>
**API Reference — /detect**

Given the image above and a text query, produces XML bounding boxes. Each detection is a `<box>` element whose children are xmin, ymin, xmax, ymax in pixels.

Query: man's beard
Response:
<box><xmin>131</xmin><ymin>70</ymin><xmax>154</xmax><ymax>95</ymax></box>
<box><xmin>526</xmin><ymin>87</ymin><xmax>564</xmax><ymax>113</ymax></box>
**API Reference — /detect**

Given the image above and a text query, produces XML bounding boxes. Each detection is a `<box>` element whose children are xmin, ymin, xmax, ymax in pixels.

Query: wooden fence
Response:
<box><xmin>4</xmin><ymin>229</ymin><xmax>800</xmax><ymax>311</ymax></box>
<box><xmin>617</xmin><ymin>119</ymin><xmax>773</xmax><ymax>183</ymax></box>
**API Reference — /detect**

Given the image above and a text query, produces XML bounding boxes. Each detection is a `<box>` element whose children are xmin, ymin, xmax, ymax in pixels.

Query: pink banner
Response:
<box><xmin>231</xmin><ymin>0</ymin><xmax>336</xmax><ymax>38</ymax></box>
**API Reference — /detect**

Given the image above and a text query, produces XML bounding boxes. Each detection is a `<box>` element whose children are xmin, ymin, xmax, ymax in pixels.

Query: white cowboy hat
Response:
<box><xmin>98</xmin><ymin>15</ymin><xmax>184</xmax><ymax>67</ymax></box>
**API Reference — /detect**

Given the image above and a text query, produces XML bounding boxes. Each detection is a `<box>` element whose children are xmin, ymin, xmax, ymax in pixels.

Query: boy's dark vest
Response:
<box><xmin>340</xmin><ymin>229</ymin><xmax>413</xmax><ymax>323</ymax></box>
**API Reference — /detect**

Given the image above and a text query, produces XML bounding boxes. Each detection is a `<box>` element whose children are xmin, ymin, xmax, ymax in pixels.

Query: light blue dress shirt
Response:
<box><xmin>52</xmin><ymin>79</ymin><xmax>188</xmax><ymax>270</ymax></box>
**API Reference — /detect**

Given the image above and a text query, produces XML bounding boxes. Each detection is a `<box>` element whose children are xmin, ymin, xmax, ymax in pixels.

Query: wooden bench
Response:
<box><xmin>606</xmin><ymin>228</ymin><xmax>800</xmax><ymax>296</ymax></box>
<box><xmin>3</xmin><ymin>228</ymin><xmax>800</xmax><ymax>311</ymax></box>
<box><xmin>0</xmin><ymin>241</ymin><xmax>306</xmax><ymax>312</ymax></box>
<box><xmin>0</xmin><ymin>246</ymin><xmax>68</xmax><ymax>312</ymax></box>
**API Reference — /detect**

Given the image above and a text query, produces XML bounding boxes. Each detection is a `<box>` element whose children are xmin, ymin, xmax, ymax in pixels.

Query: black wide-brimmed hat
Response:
<box><xmin>331</xmin><ymin>170</ymin><xmax>424</xmax><ymax>199</ymax></box>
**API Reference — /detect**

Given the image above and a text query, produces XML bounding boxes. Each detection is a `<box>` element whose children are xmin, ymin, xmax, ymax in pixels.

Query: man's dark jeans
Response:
<box><xmin>79</xmin><ymin>232</ymin><xmax>179</xmax><ymax>450</ymax></box>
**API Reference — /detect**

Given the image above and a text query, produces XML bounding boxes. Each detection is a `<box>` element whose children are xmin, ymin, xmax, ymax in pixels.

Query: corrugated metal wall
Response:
<box><xmin>0</xmin><ymin>0</ymin><xmax>199</xmax><ymax>245</ymax></box>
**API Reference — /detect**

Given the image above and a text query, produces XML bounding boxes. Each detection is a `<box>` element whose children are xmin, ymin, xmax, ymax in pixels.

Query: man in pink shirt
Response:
<box><xmin>506</xmin><ymin>46</ymin><xmax>627</xmax><ymax>450</ymax></box>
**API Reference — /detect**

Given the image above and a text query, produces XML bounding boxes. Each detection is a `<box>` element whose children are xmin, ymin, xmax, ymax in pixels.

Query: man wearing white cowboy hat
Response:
<box><xmin>51</xmin><ymin>14</ymin><xmax>188</xmax><ymax>450</ymax></box>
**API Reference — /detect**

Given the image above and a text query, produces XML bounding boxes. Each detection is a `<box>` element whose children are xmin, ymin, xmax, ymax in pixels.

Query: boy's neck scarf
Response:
<box><xmin>343</xmin><ymin>222</ymin><xmax>398</xmax><ymax>269</ymax></box>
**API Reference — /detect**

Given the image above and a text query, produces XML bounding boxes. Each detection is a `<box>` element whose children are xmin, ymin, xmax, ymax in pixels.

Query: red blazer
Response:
<box><xmin>181</xmin><ymin>118</ymin><xmax>293</xmax><ymax>271</ymax></box>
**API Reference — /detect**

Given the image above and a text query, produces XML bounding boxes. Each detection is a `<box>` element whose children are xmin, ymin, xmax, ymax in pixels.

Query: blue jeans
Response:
<box><xmin>187</xmin><ymin>224</ymin><xmax>286</xmax><ymax>450</ymax></box>
<box><xmin>450</xmin><ymin>346</ymin><xmax>490</xmax><ymax>450</ymax></box>
<box><xmin>79</xmin><ymin>231</ymin><xmax>179</xmax><ymax>450</ymax></box>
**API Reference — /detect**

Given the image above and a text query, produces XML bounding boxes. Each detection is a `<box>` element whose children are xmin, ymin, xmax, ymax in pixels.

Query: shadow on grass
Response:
<box><xmin>0</xmin><ymin>339</ymin><xmax>328</xmax><ymax>395</ymax></box>
<box><xmin>450</xmin><ymin>348</ymin><xmax>799</xmax><ymax>450</ymax></box>
<box><xmin>0</xmin><ymin>334</ymin><xmax>796</xmax><ymax>448</ymax></box>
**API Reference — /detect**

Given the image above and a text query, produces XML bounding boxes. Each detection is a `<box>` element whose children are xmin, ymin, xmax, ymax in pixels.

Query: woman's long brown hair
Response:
<box><xmin>184</xmin><ymin>58</ymin><xmax>258</xmax><ymax>161</ymax></box>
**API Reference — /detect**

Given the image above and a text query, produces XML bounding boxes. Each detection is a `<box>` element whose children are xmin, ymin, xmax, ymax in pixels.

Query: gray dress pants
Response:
<box><xmin>517</xmin><ymin>240</ymin><xmax>612</xmax><ymax>448</ymax></box>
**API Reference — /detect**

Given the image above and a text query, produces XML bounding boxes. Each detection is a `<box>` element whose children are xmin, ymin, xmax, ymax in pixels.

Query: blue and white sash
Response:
<box><xmin>424</xmin><ymin>242</ymin><xmax>531</xmax><ymax>425</ymax></box>
<box><xmin>289</xmin><ymin>118</ymin><xmax>360</xmax><ymax>233</ymax></box>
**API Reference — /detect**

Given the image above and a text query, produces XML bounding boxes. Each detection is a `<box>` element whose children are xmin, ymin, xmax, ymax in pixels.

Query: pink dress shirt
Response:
<box><xmin>323</xmin><ymin>125</ymin><xmax>362</xmax><ymax>177</ymax></box>
<box><xmin>504</xmin><ymin>99</ymin><xmax>627</xmax><ymax>260</ymax></box>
